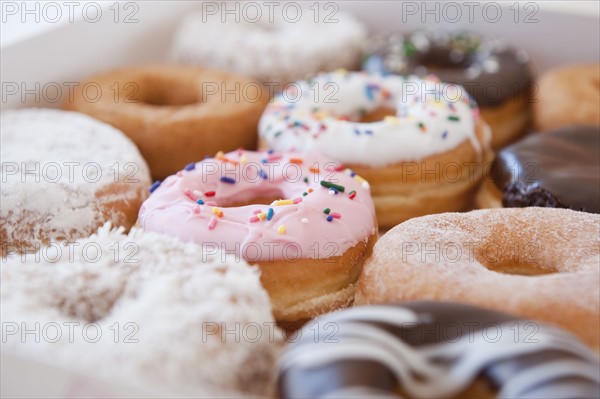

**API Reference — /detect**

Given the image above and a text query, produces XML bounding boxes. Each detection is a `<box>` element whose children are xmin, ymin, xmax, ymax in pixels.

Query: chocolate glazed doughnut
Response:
<box><xmin>477</xmin><ymin>125</ymin><xmax>600</xmax><ymax>213</ymax></box>
<box><xmin>279</xmin><ymin>302</ymin><xmax>600</xmax><ymax>399</ymax></box>
<box><xmin>364</xmin><ymin>31</ymin><xmax>533</xmax><ymax>149</ymax></box>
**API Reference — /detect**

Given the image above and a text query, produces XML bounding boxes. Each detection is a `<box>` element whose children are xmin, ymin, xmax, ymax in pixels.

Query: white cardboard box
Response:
<box><xmin>1</xmin><ymin>1</ymin><xmax>599</xmax><ymax>397</ymax></box>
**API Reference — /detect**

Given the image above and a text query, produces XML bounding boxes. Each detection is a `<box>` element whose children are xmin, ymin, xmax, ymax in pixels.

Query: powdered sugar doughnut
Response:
<box><xmin>169</xmin><ymin>9</ymin><xmax>367</xmax><ymax>84</ymax></box>
<box><xmin>1</xmin><ymin>109</ymin><xmax>151</xmax><ymax>255</ymax></box>
<box><xmin>356</xmin><ymin>208</ymin><xmax>600</xmax><ymax>349</ymax></box>
<box><xmin>1</xmin><ymin>223</ymin><xmax>281</xmax><ymax>396</ymax></box>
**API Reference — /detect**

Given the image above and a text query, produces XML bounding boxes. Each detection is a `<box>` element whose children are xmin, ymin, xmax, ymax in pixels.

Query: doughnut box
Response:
<box><xmin>2</xmin><ymin>1</ymin><xmax>599</xmax><ymax>398</ymax></box>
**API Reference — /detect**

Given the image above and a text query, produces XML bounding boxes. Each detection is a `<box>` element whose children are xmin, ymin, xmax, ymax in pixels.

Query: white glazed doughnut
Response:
<box><xmin>259</xmin><ymin>71</ymin><xmax>483</xmax><ymax>165</ymax></box>
<box><xmin>1</xmin><ymin>223</ymin><xmax>282</xmax><ymax>396</ymax></box>
<box><xmin>1</xmin><ymin>109</ymin><xmax>151</xmax><ymax>255</ymax></box>
<box><xmin>169</xmin><ymin>9</ymin><xmax>367</xmax><ymax>84</ymax></box>
<box><xmin>259</xmin><ymin>71</ymin><xmax>492</xmax><ymax>228</ymax></box>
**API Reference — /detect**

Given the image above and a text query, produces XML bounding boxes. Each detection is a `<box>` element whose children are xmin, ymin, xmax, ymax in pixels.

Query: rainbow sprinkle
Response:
<box><xmin>208</xmin><ymin>217</ymin><xmax>217</xmax><ymax>230</ymax></box>
<box><xmin>220</xmin><ymin>176</ymin><xmax>236</xmax><ymax>184</ymax></box>
<box><xmin>149</xmin><ymin>180</ymin><xmax>161</xmax><ymax>193</ymax></box>
<box><xmin>320</xmin><ymin>180</ymin><xmax>345</xmax><ymax>192</ymax></box>
<box><xmin>267</xmin><ymin>208</ymin><xmax>274</xmax><ymax>221</ymax></box>
<box><xmin>184</xmin><ymin>162</ymin><xmax>196</xmax><ymax>171</ymax></box>
<box><xmin>277</xmin><ymin>225</ymin><xmax>286</xmax><ymax>234</ymax></box>
<box><xmin>274</xmin><ymin>199</ymin><xmax>294</xmax><ymax>206</ymax></box>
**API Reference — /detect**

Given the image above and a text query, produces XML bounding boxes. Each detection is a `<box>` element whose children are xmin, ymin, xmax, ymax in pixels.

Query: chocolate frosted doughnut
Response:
<box><xmin>279</xmin><ymin>302</ymin><xmax>600</xmax><ymax>399</ymax></box>
<box><xmin>477</xmin><ymin>125</ymin><xmax>600</xmax><ymax>213</ymax></box>
<box><xmin>364</xmin><ymin>31</ymin><xmax>533</xmax><ymax>148</ymax></box>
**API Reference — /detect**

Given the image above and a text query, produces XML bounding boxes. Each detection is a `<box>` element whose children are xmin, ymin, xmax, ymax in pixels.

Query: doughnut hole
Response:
<box><xmin>416</xmin><ymin>49</ymin><xmax>476</xmax><ymax>71</ymax></box>
<box><xmin>359</xmin><ymin>106</ymin><xmax>397</xmax><ymax>123</ymax></box>
<box><xmin>131</xmin><ymin>74</ymin><xmax>200</xmax><ymax>106</ymax></box>
<box><xmin>214</xmin><ymin>188</ymin><xmax>286</xmax><ymax>207</ymax></box>
<box><xmin>55</xmin><ymin>275</ymin><xmax>126</xmax><ymax>323</ymax></box>
<box><xmin>472</xmin><ymin>231</ymin><xmax>559</xmax><ymax>277</ymax></box>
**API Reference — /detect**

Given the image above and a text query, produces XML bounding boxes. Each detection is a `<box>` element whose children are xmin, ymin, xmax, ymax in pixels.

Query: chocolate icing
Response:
<box><xmin>363</xmin><ymin>31</ymin><xmax>533</xmax><ymax>107</ymax></box>
<box><xmin>492</xmin><ymin>126</ymin><xmax>600</xmax><ymax>213</ymax></box>
<box><xmin>278</xmin><ymin>301</ymin><xmax>600</xmax><ymax>399</ymax></box>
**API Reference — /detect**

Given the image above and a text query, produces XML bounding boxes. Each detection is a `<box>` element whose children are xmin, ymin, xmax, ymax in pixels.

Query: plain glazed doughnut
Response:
<box><xmin>279</xmin><ymin>302</ymin><xmax>600</xmax><ymax>399</ymax></box>
<box><xmin>534</xmin><ymin>64</ymin><xmax>600</xmax><ymax>131</ymax></box>
<box><xmin>355</xmin><ymin>208</ymin><xmax>600</xmax><ymax>349</ymax></box>
<box><xmin>169</xmin><ymin>9</ymin><xmax>367</xmax><ymax>85</ymax></box>
<box><xmin>1</xmin><ymin>223</ymin><xmax>281</xmax><ymax>396</ymax></box>
<box><xmin>138</xmin><ymin>149</ymin><xmax>377</xmax><ymax>322</ymax></box>
<box><xmin>364</xmin><ymin>31</ymin><xmax>534</xmax><ymax>149</ymax></box>
<box><xmin>63</xmin><ymin>64</ymin><xmax>269</xmax><ymax>179</ymax></box>
<box><xmin>476</xmin><ymin>125</ymin><xmax>600</xmax><ymax>213</ymax></box>
<box><xmin>1</xmin><ymin>109</ymin><xmax>150</xmax><ymax>256</ymax></box>
<box><xmin>259</xmin><ymin>71</ymin><xmax>493</xmax><ymax>229</ymax></box>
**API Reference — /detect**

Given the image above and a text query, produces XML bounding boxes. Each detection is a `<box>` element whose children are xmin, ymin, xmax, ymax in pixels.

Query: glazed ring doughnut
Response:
<box><xmin>476</xmin><ymin>125</ymin><xmax>599</xmax><ymax>213</ymax></box>
<box><xmin>169</xmin><ymin>9</ymin><xmax>367</xmax><ymax>84</ymax></box>
<box><xmin>279</xmin><ymin>302</ymin><xmax>600</xmax><ymax>399</ymax></box>
<box><xmin>64</xmin><ymin>64</ymin><xmax>269</xmax><ymax>180</ymax></box>
<box><xmin>259</xmin><ymin>70</ymin><xmax>492</xmax><ymax>229</ymax></box>
<box><xmin>355</xmin><ymin>207</ymin><xmax>600</xmax><ymax>349</ymax></box>
<box><xmin>1</xmin><ymin>109</ymin><xmax>150</xmax><ymax>256</ymax></box>
<box><xmin>1</xmin><ymin>224</ymin><xmax>280</xmax><ymax>396</ymax></box>
<box><xmin>364</xmin><ymin>30</ymin><xmax>534</xmax><ymax>149</ymax></box>
<box><xmin>534</xmin><ymin>64</ymin><xmax>600</xmax><ymax>131</ymax></box>
<box><xmin>138</xmin><ymin>149</ymin><xmax>377</xmax><ymax>322</ymax></box>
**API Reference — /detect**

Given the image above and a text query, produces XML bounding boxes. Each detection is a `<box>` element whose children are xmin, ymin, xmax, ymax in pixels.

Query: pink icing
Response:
<box><xmin>138</xmin><ymin>150</ymin><xmax>376</xmax><ymax>262</ymax></box>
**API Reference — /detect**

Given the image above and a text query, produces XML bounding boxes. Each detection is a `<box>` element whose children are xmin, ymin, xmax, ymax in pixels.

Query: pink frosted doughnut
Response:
<box><xmin>138</xmin><ymin>149</ymin><xmax>377</xmax><ymax>322</ymax></box>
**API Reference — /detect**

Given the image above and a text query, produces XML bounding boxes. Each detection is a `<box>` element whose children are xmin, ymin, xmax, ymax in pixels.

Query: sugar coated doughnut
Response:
<box><xmin>138</xmin><ymin>149</ymin><xmax>377</xmax><ymax>322</ymax></box>
<box><xmin>1</xmin><ymin>109</ymin><xmax>150</xmax><ymax>256</ymax></box>
<box><xmin>259</xmin><ymin>70</ymin><xmax>492</xmax><ymax>228</ymax></box>
<box><xmin>1</xmin><ymin>223</ymin><xmax>281</xmax><ymax>396</ymax></box>
<box><xmin>279</xmin><ymin>302</ymin><xmax>600</xmax><ymax>399</ymax></box>
<box><xmin>64</xmin><ymin>65</ymin><xmax>268</xmax><ymax>179</ymax></box>
<box><xmin>364</xmin><ymin>31</ymin><xmax>534</xmax><ymax>149</ymax></box>
<box><xmin>356</xmin><ymin>208</ymin><xmax>600</xmax><ymax>349</ymax></box>
<box><xmin>534</xmin><ymin>64</ymin><xmax>600</xmax><ymax>131</ymax></box>
<box><xmin>169</xmin><ymin>9</ymin><xmax>367</xmax><ymax>84</ymax></box>
<box><xmin>477</xmin><ymin>125</ymin><xmax>600</xmax><ymax>213</ymax></box>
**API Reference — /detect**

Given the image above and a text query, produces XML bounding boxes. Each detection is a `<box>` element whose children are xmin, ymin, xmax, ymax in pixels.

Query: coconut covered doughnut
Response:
<box><xmin>356</xmin><ymin>208</ymin><xmax>600</xmax><ymax>349</ymax></box>
<box><xmin>259</xmin><ymin>71</ymin><xmax>493</xmax><ymax>229</ymax></box>
<box><xmin>279</xmin><ymin>302</ymin><xmax>600</xmax><ymax>399</ymax></box>
<box><xmin>64</xmin><ymin>64</ymin><xmax>269</xmax><ymax>179</ymax></box>
<box><xmin>364</xmin><ymin>31</ymin><xmax>534</xmax><ymax>149</ymax></box>
<box><xmin>1</xmin><ymin>223</ymin><xmax>281</xmax><ymax>396</ymax></box>
<box><xmin>1</xmin><ymin>109</ymin><xmax>150</xmax><ymax>256</ymax></box>
<box><xmin>534</xmin><ymin>64</ymin><xmax>600</xmax><ymax>131</ymax></box>
<box><xmin>169</xmin><ymin>9</ymin><xmax>366</xmax><ymax>84</ymax></box>
<box><xmin>138</xmin><ymin>149</ymin><xmax>377</xmax><ymax>322</ymax></box>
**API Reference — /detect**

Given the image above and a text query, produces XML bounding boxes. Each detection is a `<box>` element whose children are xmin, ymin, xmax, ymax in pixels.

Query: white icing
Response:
<box><xmin>259</xmin><ymin>71</ymin><xmax>481</xmax><ymax>167</ymax></box>
<box><xmin>169</xmin><ymin>9</ymin><xmax>367</xmax><ymax>84</ymax></box>
<box><xmin>280</xmin><ymin>306</ymin><xmax>600</xmax><ymax>398</ymax></box>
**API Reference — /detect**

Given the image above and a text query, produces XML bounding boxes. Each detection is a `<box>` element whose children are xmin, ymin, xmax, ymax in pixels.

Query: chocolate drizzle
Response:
<box><xmin>363</xmin><ymin>31</ymin><xmax>533</xmax><ymax>107</ymax></box>
<box><xmin>492</xmin><ymin>126</ymin><xmax>600</xmax><ymax>213</ymax></box>
<box><xmin>278</xmin><ymin>302</ymin><xmax>600</xmax><ymax>399</ymax></box>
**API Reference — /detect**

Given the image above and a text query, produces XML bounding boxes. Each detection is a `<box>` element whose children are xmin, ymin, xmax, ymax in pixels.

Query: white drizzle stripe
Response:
<box><xmin>499</xmin><ymin>360</ymin><xmax>600</xmax><ymax>399</ymax></box>
<box><xmin>279</xmin><ymin>306</ymin><xmax>600</xmax><ymax>399</ymax></box>
<box><xmin>259</xmin><ymin>72</ymin><xmax>481</xmax><ymax>167</ymax></box>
